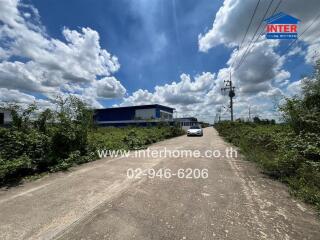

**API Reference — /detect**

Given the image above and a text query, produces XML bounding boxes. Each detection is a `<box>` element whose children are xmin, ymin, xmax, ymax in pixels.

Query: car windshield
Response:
<box><xmin>189</xmin><ymin>126</ymin><xmax>200</xmax><ymax>129</ymax></box>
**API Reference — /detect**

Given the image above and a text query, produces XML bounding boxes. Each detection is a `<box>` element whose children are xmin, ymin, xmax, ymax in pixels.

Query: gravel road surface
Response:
<box><xmin>0</xmin><ymin>128</ymin><xmax>319</xmax><ymax>240</ymax></box>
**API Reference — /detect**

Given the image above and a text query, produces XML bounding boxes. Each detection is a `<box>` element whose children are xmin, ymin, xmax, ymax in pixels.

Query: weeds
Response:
<box><xmin>0</xmin><ymin>97</ymin><xmax>184</xmax><ymax>185</ymax></box>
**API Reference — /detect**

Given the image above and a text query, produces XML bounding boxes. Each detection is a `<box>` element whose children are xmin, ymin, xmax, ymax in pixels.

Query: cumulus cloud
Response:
<box><xmin>194</xmin><ymin>0</ymin><xmax>320</xmax><ymax>121</ymax></box>
<box><xmin>0</xmin><ymin>88</ymin><xmax>54</xmax><ymax>110</ymax></box>
<box><xmin>286</xmin><ymin>79</ymin><xmax>303</xmax><ymax>96</ymax></box>
<box><xmin>121</xmin><ymin>72</ymin><xmax>216</xmax><ymax>107</ymax></box>
<box><xmin>0</xmin><ymin>0</ymin><xmax>126</xmax><ymax>107</ymax></box>
<box><xmin>87</xmin><ymin>77</ymin><xmax>126</xmax><ymax>99</ymax></box>
<box><xmin>120</xmin><ymin>61</ymin><xmax>288</xmax><ymax>122</ymax></box>
<box><xmin>118</xmin><ymin>0</ymin><xmax>317</xmax><ymax>122</ymax></box>
<box><xmin>197</xmin><ymin>0</ymin><xmax>295</xmax><ymax>107</ymax></box>
<box><xmin>198</xmin><ymin>0</ymin><xmax>320</xmax><ymax>52</ymax></box>
<box><xmin>227</xmin><ymin>39</ymin><xmax>290</xmax><ymax>96</ymax></box>
<box><xmin>120</xmin><ymin>71</ymin><xmax>234</xmax><ymax>122</ymax></box>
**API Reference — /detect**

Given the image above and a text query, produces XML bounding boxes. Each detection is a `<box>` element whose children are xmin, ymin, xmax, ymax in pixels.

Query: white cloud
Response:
<box><xmin>0</xmin><ymin>61</ymin><xmax>50</xmax><ymax>92</ymax></box>
<box><xmin>198</xmin><ymin>0</ymin><xmax>320</xmax><ymax>52</ymax></box>
<box><xmin>198</xmin><ymin>0</ymin><xmax>243</xmax><ymax>51</ymax></box>
<box><xmin>228</xmin><ymin>39</ymin><xmax>288</xmax><ymax>94</ymax></box>
<box><xmin>120</xmin><ymin>72</ymin><xmax>232</xmax><ymax>122</ymax></box>
<box><xmin>87</xmin><ymin>77</ymin><xmax>126</xmax><ymax>99</ymax></box>
<box><xmin>120</xmin><ymin>89</ymin><xmax>156</xmax><ymax>107</ymax></box>
<box><xmin>0</xmin><ymin>88</ymin><xmax>37</xmax><ymax>104</ymax></box>
<box><xmin>305</xmin><ymin>43</ymin><xmax>320</xmax><ymax>64</ymax></box>
<box><xmin>120</xmin><ymin>60</ymin><xmax>290</xmax><ymax>122</ymax></box>
<box><xmin>0</xmin><ymin>88</ymin><xmax>54</xmax><ymax>110</ymax></box>
<box><xmin>287</xmin><ymin>46</ymin><xmax>304</xmax><ymax>57</ymax></box>
<box><xmin>194</xmin><ymin>0</ymin><xmax>320</xmax><ymax>121</ymax></box>
<box><xmin>286</xmin><ymin>79</ymin><xmax>303</xmax><ymax>96</ymax></box>
<box><xmin>121</xmin><ymin>72</ymin><xmax>216</xmax><ymax>107</ymax></box>
<box><xmin>0</xmin><ymin>0</ymin><xmax>126</xmax><ymax>108</ymax></box>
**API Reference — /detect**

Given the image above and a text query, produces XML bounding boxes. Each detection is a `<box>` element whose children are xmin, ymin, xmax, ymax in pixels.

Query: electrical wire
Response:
<box><xmin>258</xmin><ymin>11</ymin><xmax>320</xmax><ymax>79</ymax></box>
<box><xmin>235</xmin><ymin>0</ymin><xmax>283</xmax><ymax>68</ymax></box>
<box><xmin>231</xmin><ymin>0</ymin><xmax>262</xmax><ymax>69</ymax></box>
<box><xmin>234</xmin><ymin>0</ymin><xmax>275</xmax><ymax>71</ymax></box>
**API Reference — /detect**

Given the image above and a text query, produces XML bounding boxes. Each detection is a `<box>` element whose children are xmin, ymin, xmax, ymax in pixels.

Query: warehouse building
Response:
<box><xmin>173</xmin><ymin>117</ymin><xmax>199</xmax><ymax>131</ymax></box>
<box><xmin>94</xmin><ymin>104</ymin><xmax>174</xmax><ymax>127</ymax></box>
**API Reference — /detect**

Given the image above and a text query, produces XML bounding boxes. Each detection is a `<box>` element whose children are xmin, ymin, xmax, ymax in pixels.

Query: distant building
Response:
<box><xmin>0</xmin><ymin>110</ymin><xmax>12</xmax><ymax>125</ymax></box>
<box><xmin>174</xmin><ymin>117</ymin><xmax>199</xmax><ymax>131</ymax></box>
<box><xmin>94</xmin><ymin>104</ymin><xmax>174</xmax><ymax>127</ymax></box>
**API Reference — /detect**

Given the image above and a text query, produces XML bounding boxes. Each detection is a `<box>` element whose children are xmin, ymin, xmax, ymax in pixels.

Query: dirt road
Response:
<box><xmin>0</xmin><ymin>128</ymin><xmax>319</xmax><ymax>240</ymax></box>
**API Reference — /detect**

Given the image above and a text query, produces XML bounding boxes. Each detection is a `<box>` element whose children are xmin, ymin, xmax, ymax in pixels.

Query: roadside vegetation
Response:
<box><xmin>215</xmin><ymin>60</ymin><xmax>320</xmax><ymax>211</ymax></box>
<box><xmin>0</xmin><ymin>97</ymin><xmax>184</xmax><ymax>185</ymax></box>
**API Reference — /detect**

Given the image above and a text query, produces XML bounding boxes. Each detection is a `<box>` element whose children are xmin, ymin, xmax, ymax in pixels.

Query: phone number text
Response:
<box><xmin>127</xmin><ymin>168</ymin><xmax>208</xmax><ymax>179</ymax></box>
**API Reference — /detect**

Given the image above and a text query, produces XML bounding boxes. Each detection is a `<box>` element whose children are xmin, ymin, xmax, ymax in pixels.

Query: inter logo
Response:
<box><xmin>264</xmin><ymin>12</ymin><xmax>300</xmax><ymax>39</ymax></box>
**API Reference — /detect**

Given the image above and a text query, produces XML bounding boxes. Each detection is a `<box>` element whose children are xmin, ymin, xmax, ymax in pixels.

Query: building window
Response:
<box><xmin>183</xmin><ymin>122</ymin><xmax>190</xmax><ymax>126</ymax></box>
<box><xmin>135</xmin><ymin>108</ymin><xmax>156</xmax><ymax>120</ymax></box>
<box><xmin>160</xmin><ymin>110</ymin><xmax>172</xmax><ymax>120</ymax></box>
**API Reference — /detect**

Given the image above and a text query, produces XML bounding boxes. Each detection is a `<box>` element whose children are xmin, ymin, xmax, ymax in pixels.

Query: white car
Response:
<box><xmin>187</xmin><ymin>126</ymin><xmax>203</xmax><ymax>136</ymax></box>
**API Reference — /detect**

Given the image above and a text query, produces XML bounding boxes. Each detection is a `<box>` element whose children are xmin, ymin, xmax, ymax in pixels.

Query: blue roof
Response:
<box><xmin>264</xmin><ymin>12</ymin><xmax>300</xmax><ymax>24</ymax></box>
<box><xmin>95</xmin><ymin>104</ymin><xmax>175</xmax><ymax>111</ymax></box>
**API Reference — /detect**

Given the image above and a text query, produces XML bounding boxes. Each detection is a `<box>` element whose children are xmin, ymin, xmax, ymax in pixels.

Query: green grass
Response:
<box><xmin>88</xmin><ymin>125</ymin><xmax>185</xmax><ymax>150</ymax></box>
<box><xmin>215</xmin><ymin>122</ymin><xmax>320</xmax><ymax>212</ymax></box>
<box><xmin>0</xmin><ymin>125</ymin><xmax>184</xmax><ymax>185</ymax></box>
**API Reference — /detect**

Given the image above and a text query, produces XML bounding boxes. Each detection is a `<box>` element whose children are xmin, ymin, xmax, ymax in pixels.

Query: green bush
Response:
<box><xmin>215</xmin><ymin>121</ymin><xmax>320</xmax><ymax>210</ymax></box>
<box><xmin>123</xmin><ymin>129</ymin><xmax>145</xmax><ymax>149</ymax></box>
<box><xmin>215</xmin><ymin>60</ymin><xmax>320</xmax><ymax>210</ymax></box>
<box><xmin>88</xmin><ymin>125</ymin><xmax>184</xmax><ymax>153</ymax></box>
<box><xmin>0</xmin><ymin>96</ymin><xmax>95</xmax><ymax>183</ymax></box>
<box><xmin>0</xmin><ymin>97</ymin><xmax>184</xmax><ymax>184</ymax></box>
<box><xmin>0</xmin><ymin>155</ymin><xmax>32</xmax><ymax>182</ymax></box>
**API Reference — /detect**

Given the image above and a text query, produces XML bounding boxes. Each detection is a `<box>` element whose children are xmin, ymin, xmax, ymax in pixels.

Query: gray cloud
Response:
<box><xmin>198</xmin><ymin>0</ymin><xmax>320</xmax><ymax>52</ymax></box>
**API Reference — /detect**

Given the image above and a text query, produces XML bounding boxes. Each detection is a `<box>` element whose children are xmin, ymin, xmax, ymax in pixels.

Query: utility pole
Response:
<box><xmin>248</xmin><ymin>105</ymin><xmax>251</xmax><ymax>122</ymax></box>
<box><xmin>221</xmin><ymin>72</ymin><xmax>236</xmax><ymax>121</ymax></box>
<box><xmin>214</xmin><ymin>106</ymin><xmax>222</xmax><ymax>123</ymax></box>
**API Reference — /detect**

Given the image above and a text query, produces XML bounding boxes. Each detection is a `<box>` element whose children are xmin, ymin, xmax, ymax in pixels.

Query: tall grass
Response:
<box><xmin>215</xmin><ymin>122</ymin><xmax>320</xmax><ymax>211</ymax></box>
<box><xmin>0</xmin><ymin>97</ymin><xmax>184</xmax><ymax>185</ymax></box>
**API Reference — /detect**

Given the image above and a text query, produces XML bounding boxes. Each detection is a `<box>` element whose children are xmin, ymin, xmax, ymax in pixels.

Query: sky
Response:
<box><xmin>0</xmin><ymin>0</ymin><xmax>320</xmax><ymax>122</ymax></box>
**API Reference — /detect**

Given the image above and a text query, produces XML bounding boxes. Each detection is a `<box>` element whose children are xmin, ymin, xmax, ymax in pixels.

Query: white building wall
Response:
<box><xmin>4</xmin><ymin>111</ymin><xmax>12</xmax><ymax>124</ymax></box>
<box><xmin>135</xmin><ymin>108</ymin><xmax>156</xmax><ymax>120</ymax></box>
<box><xmin>176</xmin><ymin>120</ymin><xmax>199</xmax><ymax>131</ymax></box>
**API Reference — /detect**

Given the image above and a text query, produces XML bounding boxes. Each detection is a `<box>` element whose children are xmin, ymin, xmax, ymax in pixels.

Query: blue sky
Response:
<box><xmin>1</xmin><ymin>0</ymin><xmax>320</xmax><ymax>122</ymax></box>
<box><xmin>29</xmin><ymin>0</ymin><xmax>226</xmax><ymax>99</ymax></box>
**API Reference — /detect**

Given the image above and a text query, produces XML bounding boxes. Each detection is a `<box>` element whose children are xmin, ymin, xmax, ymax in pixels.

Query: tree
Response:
<box><xmin>253</xmin><ymin>116</ymin><xmax>261</xmax><ymax>124</ymax></box>
<box><xmin>280</xmin><ymin>59</ymin><xmax>320</xmax><ymax>133</ymax></box>
<box><xmin>1</xmin><ymin>103</ymin><xmax>37</xmax><ymax>131</ymax></box>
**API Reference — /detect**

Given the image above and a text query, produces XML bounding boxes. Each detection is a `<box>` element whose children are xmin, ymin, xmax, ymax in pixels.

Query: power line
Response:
<box><xmin>231</xmin><ymin>0</ymin><xmax>261</xmax><ymax>68</ymax></box>
<box><xmin>223</xmin><ymin>0</ymin><xmax>263</xmax><ymax>121</ymax></box>
<box><xmin>270</xmin><ymin>0</ymin><xmax>282</xmax><ymax>18</ymax></box>
<box><xmin>234</xmin><ymin>0</ymin><xmax>275</xmax><ymax>71</ymax></box>
<box><xmin>259</xmin><ymin>11</ymin><xmax>320</xmax><ymax>78</ymax></box>
<box><xmin>221</xmin><ymin>0</ymin><xmax>283</xmax><ymax>122</ymax></box>
<box><xmin>283</xmin><ymin>13</ymin><xmax>320</xmax><ymax>54</ymax></box>
<box><xmin>234</xmin><ymin>0</ymin><xmax>283</xmax><ymax>69</ymax></box>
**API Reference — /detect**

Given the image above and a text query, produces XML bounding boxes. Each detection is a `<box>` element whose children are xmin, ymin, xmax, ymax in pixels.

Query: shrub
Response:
<box><xmin>123</xmin><ymin>129</ymin><xmax>145</xmax><ymax>149</ymax></box>
<box><xmin>0</xmin><ymin>96</ymin><xmax>94</xmax><ymax>183</ymax></box>
<box><xmin>0</xmin><ymin>95</ymin><xmax>184</xmax><ymax>184</ymax></box>
<box><xmin>215</xmin><ymin>119</ymin><xmax>320</xmax><ymax>211</ymax></box>
<box><xmin>0</xmin><ymin>155</ymin><xmax>32</xmax><ymax>182</ymax></box>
